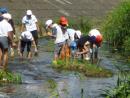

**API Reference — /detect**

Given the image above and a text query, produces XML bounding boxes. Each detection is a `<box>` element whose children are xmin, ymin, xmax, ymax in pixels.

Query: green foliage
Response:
<box><xmin>0</xmin><ymin>70</ymin><xmax>22</xmax><ymax>83</ymax></box>
<box><xmin>68</xmin><ymin>17</ymin><xmax>92</xmax><ymax>35</ymax></box>
<box><xmin>123</xmin><ymin>37</ymin><xmax>130</xmax><ymax>56</ymax></box>
<box><xmin>52</xmin><ymin>59</ymin><xmax>112</xmax><ymax>77</ymax></box>
<box><xmin>101</xmin><ymin>69</ymin><xmax>130</xmax><ymax>98</ymax></box>
<box><xmin>102</xmin><ymin>0</ymin><xmax>130</xmax><ymax>51</ymax></box>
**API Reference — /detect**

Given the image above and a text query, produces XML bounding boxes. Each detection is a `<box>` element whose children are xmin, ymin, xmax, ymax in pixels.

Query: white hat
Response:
<box><xmin>88</xmin><ymin>29</ymin><xmax>100</xmax><ymax>37</ymax></box>
<box><xmin>2</xmin><ymin>13</ymin><xmax>12</xmax><ymax>20</ymax></box>
<box><xmin>26</xmin><ymin>10</ymin><xmax>32</xmax><ymax>15</ymax></box>
<box><xmin>21</xmin><ymin>31</ymin><xmax>33</xmax><ymax>40</ymax></box>
<box><xmin>45</xmin><ymin>19</ymin><xmax>53</xmax><ymax>29</ymax></box>
<box><xmin>75</xmin><ymin>30</ymin><xmax>81</xmax><ymax>38</ymax></box>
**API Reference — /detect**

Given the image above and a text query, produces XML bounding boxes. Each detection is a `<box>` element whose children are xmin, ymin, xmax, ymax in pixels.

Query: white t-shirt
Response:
<box><xmin>66</xmin><ymin>28</ymin><xmax>76</xmax><ymax>41</ymax></box>
<box><xmin>52</xmin><ymin>24</ymin><xmax>65</xmax><ymax>44</ymax></box>
<box><xmin>20</xmin><ymin>31</ymin><xmax>34</xmax><ymax>41</ymax></box>
<box><xmin>0</xmin><ymin>19</ymin><xmax>13</xmax><ymax>37</ymax></box>
<box><xmin>22</xmin><ymin>15</ymin><xmax>38</xmax><ymax>32</ymax></box>
<box><xmin>88</xmin><ymin>29</ymin><xmax>101</xmax><ymax>37</ymax></box>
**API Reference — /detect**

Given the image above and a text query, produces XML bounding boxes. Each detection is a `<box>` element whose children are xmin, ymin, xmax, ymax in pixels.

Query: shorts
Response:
<box><xmin>31</xmin><ymin>30</ymin><xmax>38</xmax><ymax>41</ymax></box>
<box><xmin>54</xmin><ymin>42</ymin><xmax>65</xmax><ymax>55</ymax></box>
<box><xmin>0</xmin><ymin>36</ymin><xmax>9</xmax><ymax>51</ymax></box>
<box><xmin>20</xmin><ymin>40</ymin><xmax>32</xmax><ymax>53</ymax></box>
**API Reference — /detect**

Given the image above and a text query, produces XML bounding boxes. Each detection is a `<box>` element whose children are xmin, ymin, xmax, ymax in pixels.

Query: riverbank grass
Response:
<box><xmin>52</xmin><ymin>59</ymin><xmax>112</xmax><ymax>77</ymax></box>
<box><xmin>0</xmin><ymin>70</ymin><xmax>22</xmax><ymax>83</ymax></box>
<box><xmin>101</xmin><ymin>70</ymin><xmax>130</xmax><ymax>97</ymax></box>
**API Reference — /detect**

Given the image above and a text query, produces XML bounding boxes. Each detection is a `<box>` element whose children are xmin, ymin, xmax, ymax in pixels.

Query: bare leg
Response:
<box><xmin>0</xmin><ymin>48</ymin><xmax>2</xmax><ymax>66</ymax></box>
<box><xmin>19</xmin><ymin>51</ymin><xmax>24</xmax><ymax>62</ymax></box>
<box><xmin>10</xmin><ymin>47</ymin><xmax>14</xmax><ymax>58</ymax></box>
<box><xmin>27</xmin><ymin>51</ymin><xmax>32</xmax><ymax>60</ymax></box>
<box><xmin>3</xmin><ymin>49</ymin><xmax>8</xmax><ymax>70</ymax></box>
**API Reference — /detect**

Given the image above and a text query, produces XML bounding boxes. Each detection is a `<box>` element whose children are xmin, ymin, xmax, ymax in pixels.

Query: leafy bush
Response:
<box><xmin>102</xmin><ymin>0</ymin><xmax>130</xmax><ymax>51</ymax></box>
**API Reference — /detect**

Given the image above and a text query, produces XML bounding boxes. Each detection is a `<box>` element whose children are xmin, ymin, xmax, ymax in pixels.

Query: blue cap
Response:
<box><xmin>0</xmin><ymin>7</ymin><xmax>8</xmax><ymax>14</ymax></box>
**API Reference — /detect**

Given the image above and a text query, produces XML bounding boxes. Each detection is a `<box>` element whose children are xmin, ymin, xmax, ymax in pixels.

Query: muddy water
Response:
<box><xmin>0</xmin><ymin>38</ymin><xmax>124</xmax><ymax>98</ymax></box>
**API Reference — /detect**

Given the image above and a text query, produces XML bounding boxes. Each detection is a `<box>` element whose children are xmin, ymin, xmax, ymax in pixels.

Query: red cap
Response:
<box><xmin>96</xmin><ymin>35</ymin><xmax>103</xmax><ymax>44</ymax></box>
<box><xmin>59</xmin><ymin>16</ymin><xmax>68</xmax><ymax>26</ymax></box>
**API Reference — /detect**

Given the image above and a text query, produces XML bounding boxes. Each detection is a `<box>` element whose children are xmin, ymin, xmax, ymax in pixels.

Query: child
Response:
<box><xmin>18</xmin><ymin>31</ymin><xmax>37</xmax><ymax>61</ymax></box>
<box><xmin>76</xmin><ymin>35</ymin><xmax>91</xmax><ymax>60</ymax></box>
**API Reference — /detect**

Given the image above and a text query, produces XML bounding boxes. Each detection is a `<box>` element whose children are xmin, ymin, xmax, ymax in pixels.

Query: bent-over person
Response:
<box><xmin>18</xmin><ymin>31</ymin><xmax>37</xmax><ymax>61</ymax></box>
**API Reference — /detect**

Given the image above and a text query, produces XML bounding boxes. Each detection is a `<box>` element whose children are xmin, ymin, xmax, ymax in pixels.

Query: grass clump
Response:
<box><xmin>101</xmin><ymin>69</ymin><xmax>130</xmax><ymax>98</ymax></box>
<box><xmin>0</xmin><ymin>70</ymin><xmax>22</xmax><ymax>84</ymax></box>
<box><xmin>52</xmin><ymin>59</ymin><xmax>112</xmax><ymax>77</ymax></box>
<box><xmin>68</xmin><ymin>17</ymin><xmax>92</xmax><ymax>35</ymax></box>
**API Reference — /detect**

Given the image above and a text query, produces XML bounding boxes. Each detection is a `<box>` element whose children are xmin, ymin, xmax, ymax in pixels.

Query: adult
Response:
<box><xmin>21</xmin><ymin>10</ymin><xmax>39</xmax><ymax>50</ymax></box>
<box><xmin>18</xmin><ymin>31</ymin><xmax>37</xmax><ymax>61</ymax></box>
<box><xmin>0</xmin><ymin>15</ymin><xmax>14</xmax><ymax>70</ymax></box>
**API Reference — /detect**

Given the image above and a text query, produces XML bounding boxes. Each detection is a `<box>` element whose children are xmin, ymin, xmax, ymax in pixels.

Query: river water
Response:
<box><xmin>0</xmin><ymin>38</ymin><xmax>125</xmax><ymax>98</ymax></box>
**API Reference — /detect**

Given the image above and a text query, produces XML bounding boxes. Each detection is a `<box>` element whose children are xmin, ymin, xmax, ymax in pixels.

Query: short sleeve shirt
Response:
<box><xmin>20</xmin><ymin>31</ymin><xmax>34</xmax><ymax>41</ymax></box>
<box><xmin>52</xmin><ymin>24</ymin><xmax>65</xmax><ymax>44</ymax></box>
<box><xmin>77</xmin><ymin>35</ymin><xmax>90</xmax><ymax>48</ymax></box>
<box><xmin>22</xmin><ymin>15</ymin><xmax>38</xmax><ymax>32</ymax></box>
<box><xmin>66</xmin><ymin>28</ymin><xmax>76</xmax><ymax>41</ymax></box>
<box><xmin>0</xmin><ymin>19</ymin><xmax>13</xmax><ymax>37</ymax></box>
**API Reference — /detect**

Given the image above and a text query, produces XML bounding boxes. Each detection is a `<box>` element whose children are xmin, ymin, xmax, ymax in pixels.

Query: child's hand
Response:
<box><xmin>47</xmin><ymin>32</ymin><xmax>52</xmax><ymax>36</ymax></box>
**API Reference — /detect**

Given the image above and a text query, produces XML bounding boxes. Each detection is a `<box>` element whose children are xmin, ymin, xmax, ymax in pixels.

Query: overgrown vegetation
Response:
<box><xmin>0</xmin><ymin>70</ymin><xmax>21</xmax><ymax>83</ymax></box>
<box><xmin>102</xmin><ymin>0</ymin><xmax>130</xmax><ymax>57</ymax></box>
<box><xmin>68</xmin><ymin>17</ymin><xmax>92</xmax><ymax>35</ymax></box>
<box><xmin>52</xmin><ymin>59</ymin><xmax>112</xmax><ymax>77</ymax></box>
<box><xmin>101</xmin><ymin>68</ymin><xmax>130</xmax><ymax>98</ymax></box>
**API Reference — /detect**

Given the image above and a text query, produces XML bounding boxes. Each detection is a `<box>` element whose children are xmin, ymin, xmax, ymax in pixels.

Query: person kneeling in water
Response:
<box><xmin>18</xmin><ymin>31</ymin><xmax>37</xmax><ymax>61</ymax></box>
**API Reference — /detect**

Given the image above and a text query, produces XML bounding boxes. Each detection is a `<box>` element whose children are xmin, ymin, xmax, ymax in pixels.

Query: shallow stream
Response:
<box><xmin>0</xmin><ymin>38</ymin><xmax>128</xmax><ymax>98</ymax></box>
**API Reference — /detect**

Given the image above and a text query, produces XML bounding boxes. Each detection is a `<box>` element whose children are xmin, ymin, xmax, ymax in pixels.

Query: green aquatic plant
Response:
<box><xmin>101</xmin><ymin>68</ymin><xmax>130</xmax><ymax>98</ymax></box>
<box><xmin>52</xmin><ymin>59</ymin><xmax>112</xmax><ymax>77</ymax></box>
<box><xmin>0</xmin><ymin>70</ymin><xmax>21</xmax><ymax>83</ymax></box>
<box><xmin>69</xmin><ymin>17</ymin><xmax>92</xmax><ymax>35</ymax></box>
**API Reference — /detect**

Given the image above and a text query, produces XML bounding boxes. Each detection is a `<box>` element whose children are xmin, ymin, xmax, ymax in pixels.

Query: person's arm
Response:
<box><xmin>17</xmin><ymin>40</ymin><xmax>21</xmax><ymax>55</ymax></box>
<box><xmin>21</xmin><ymin>17</ymin><xmax>26</xmax><ymax>32</ymax></box>
<box><xmin>8</xmin><ymin>19</ymin><xmax>15</xmax><ymax>35</ymax></box>
<box><xmin>76</xmin><ymin>45</ymin><xmax>90</xmax><ymax>55</ymax></box>
<box><xmin>8</xmin><ymin>31</ymin><xmax>15</xmax><ymax>47</ymax></box>
<box><xmin>21</xmin><ymin>24</ymin><xmax>25</xmax><ymax>32</ymax></box>
<box><xmin>36</xmin><ymin>22</ymin><xmax>40</xmax><ymax>32</ymax></box>
<box><xmin>76</xmin><ymin>50</ymin><xmax>88</xmax><ymax>55</ymax></box>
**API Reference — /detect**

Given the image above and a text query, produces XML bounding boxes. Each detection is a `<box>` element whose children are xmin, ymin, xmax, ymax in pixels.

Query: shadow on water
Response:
<box><xmin>0</xmin><ymin>38</ymin><xmax>127</xmax><ymax>98</ymax></box>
